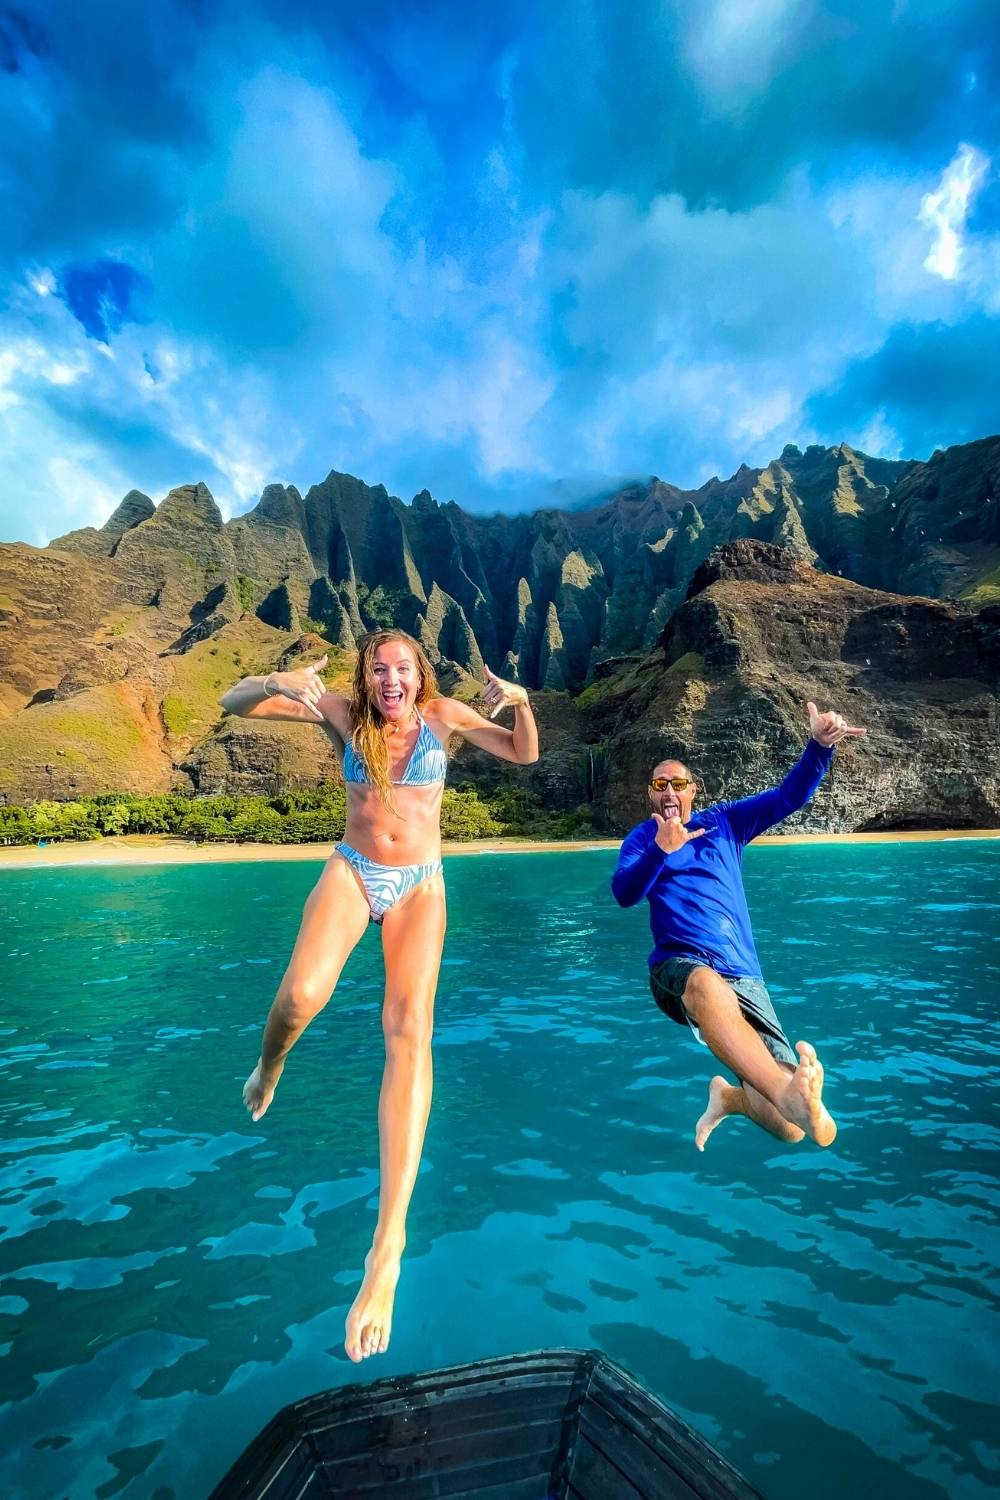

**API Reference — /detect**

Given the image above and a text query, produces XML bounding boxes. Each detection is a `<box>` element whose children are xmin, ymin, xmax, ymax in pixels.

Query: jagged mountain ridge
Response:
<box><xmin>0</xmin><ymin>435</ymin><xmax>997</xmax><ymax>812</ymax></box>
<box><xmin>40</xmin><ymin>434</ymin><xmax>1000</xmax><ymax>696</ymax></box>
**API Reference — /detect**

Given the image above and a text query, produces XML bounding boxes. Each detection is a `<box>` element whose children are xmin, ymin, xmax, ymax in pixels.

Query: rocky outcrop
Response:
<box><xmin>587</xmin><ymin>541</ymin><xmax>999</xmax><ymax>834</ymax></box>
<box><xmin>181</xmin><ymin>716</ymin><xmax>341</xmax><ymax>797</ymax></box>
<box><xmin>49</xmin><ymin>488</ymin><xmax>155</xmax><ymax>556</ymax></box>
<box><xmin>450</xmin><ymin>690</ymin><xmax>592</xmax><ymax>812</ymax></box>
<box><xmin>0</xmin><ymin>543</ymin><xmax>115</xmax><ymax>718</ymax></box>
<box><xmin>103</xmin><ymin>489</ymin><xmax>157</xmax><ymax>535</ymax></box>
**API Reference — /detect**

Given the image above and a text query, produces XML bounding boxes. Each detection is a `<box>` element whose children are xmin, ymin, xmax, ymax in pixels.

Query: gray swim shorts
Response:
<box><xmin>648</xmin><ymin>955</ymin><xmax>797</xmax><ymax>1068</ymax></box>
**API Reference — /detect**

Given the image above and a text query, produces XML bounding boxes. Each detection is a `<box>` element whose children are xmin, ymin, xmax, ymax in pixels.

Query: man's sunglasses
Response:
<box><xmin>650</xmin><ymin>776</ymin><xmax>692</xmax><ymax>792</ymax></box>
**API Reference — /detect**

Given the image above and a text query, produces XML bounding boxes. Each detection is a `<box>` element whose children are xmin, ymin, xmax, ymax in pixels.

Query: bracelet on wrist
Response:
<box><xmin>263</xmin><ymin>673</ymin><xmax>279</xmax><ymax>698</ymax></box>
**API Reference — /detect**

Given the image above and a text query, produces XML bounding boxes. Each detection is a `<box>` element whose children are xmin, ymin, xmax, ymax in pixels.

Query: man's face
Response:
<box><xmin>647</xmin><ymin>760</ymin><xmax>698</xmax><ymax>823</ymax></box>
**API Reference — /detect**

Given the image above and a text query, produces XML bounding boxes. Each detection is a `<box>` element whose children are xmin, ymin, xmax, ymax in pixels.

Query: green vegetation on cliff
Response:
<box><xmin>163</xmin><ymin>631</ymin><xmax>272</xmax><ymax>741</ymax></box>
<box><xmin>959</xmin><ymin>558</ymin><xmax>1000</xmax><ymax>606</ymax></box>
<box><xmin>574</xmin><ymin>659</ymin><xmax>646</xmax><ymax>709</ymax></box>
<box><xmin>357</xmin><ymin>583</ymin><xmax>413</xmax><ymax>630</ymax></box>
<box><xmin>235</xmin><ymin>573</ymin><xmax>259</xmax><ymax>613</ymax></box>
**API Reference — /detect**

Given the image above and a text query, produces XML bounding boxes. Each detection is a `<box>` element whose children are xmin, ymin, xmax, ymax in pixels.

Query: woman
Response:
<box><xmin>220</xmin><ymin>630</ymin><xmax>538</xmax><ymax>1362</ymax></box>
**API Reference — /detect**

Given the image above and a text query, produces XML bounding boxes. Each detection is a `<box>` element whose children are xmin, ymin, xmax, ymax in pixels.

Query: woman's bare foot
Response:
<box><xmin>779</xmin><ymin>1042</ymin><xmax>836</xmax><ymax>1146</ymax></box>
<box><xmin>695</xmin><ymin>1075</ymin><xmax>742</xmax><ymax>1151</ymax></box>
<box><xmin>242</xmin><ymin>1058</ymin><xmax>284</xmax><ymax>1122</ymax></box>
<box><xmin>344</xmin><ymin>1243</ymin><xmax>402</xmax><ymax>1362</ymax></box>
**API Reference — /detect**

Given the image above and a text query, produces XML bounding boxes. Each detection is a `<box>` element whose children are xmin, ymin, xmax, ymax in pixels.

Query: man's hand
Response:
<box><xmin>653</xmin><ymin>812</ymin><xmax>707</xmax><ymax>854</ymax></box>
<box><xmin>807</xmin><ymin>700</ymin><xmax>867</xmax><ymax>747</ymax></box>
<box><xmin>482</xmin><ymin>665</ymin><xmax>529</xmax><ymax>720</ymax></box>
<box><xmin>266</xmin><ymin>655</ymin><xmax>328</xmax><ymax>720</ymax></box>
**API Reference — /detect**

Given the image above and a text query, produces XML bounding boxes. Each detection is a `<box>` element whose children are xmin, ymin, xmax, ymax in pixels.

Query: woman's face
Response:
<box><xmin>370</xmin><ymin>641</ymin><xmax>420</xmax><ymax>723</ymax></box>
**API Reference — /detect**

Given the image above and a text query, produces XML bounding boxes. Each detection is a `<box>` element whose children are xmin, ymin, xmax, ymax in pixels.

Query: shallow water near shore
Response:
<box><xmin>1</xmin><ymin>840</ymin><xmax>998</xmax><ymax>1499</ymax></box>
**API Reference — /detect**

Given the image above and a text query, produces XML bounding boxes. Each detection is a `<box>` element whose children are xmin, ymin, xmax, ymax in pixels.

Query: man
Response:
<box><xmin>611</xmin><ymin>702</ymin><xmax>865</xmax><ymax>1150</ymax></box>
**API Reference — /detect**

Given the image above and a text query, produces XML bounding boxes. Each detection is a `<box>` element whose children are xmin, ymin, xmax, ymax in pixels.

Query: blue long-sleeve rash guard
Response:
<box><xmin>611</xmin><ymin>739</ymin><xmax>834</xmax><ymax>978</ymax></box>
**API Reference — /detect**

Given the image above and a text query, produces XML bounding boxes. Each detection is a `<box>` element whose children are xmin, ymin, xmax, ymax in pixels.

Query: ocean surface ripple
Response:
<box><xmin>0</xmin><ymin>841</ymin><xmax>997</xmax><ymax>1499</ymax></box>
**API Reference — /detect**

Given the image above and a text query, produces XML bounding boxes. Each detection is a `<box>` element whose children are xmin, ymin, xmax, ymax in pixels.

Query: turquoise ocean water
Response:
<box><xmin>1</xmin><ymin>842</ymin><xmax>998</xmax><ymax>1499</ymax></box>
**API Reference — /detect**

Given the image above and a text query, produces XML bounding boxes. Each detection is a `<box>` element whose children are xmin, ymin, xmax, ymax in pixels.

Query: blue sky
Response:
<box><xmin>1</xmin><ymin>0</ymin><xmax>998</xmax><ymax>544</ymax></box>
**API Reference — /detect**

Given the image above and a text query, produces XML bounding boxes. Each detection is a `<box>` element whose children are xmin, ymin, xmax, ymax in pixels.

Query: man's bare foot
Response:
<box><xmin>780</xmin><ymin>1042</ymin><xmax>837</xmax><ymax>1146</ymax></box>
<box><xmin>242</xmin><ymin>1058</ymin><xmax>283</xmax><ymax>1122</ymax></box>
<box><xmin>345</xmin><ymin>1244</ymin><xmax>402</xmax><ymax>1362</ymax></box>
<box><xmin>695</xmin><ymin>1075</ymin><xmax>741</xmax><ymax>1151</ymax></box>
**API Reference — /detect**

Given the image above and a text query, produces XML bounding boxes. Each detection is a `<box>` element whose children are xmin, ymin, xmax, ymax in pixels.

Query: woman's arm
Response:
<box><xmin>220</xmin><ymin>655</ymin><xmax>342</xmax><ymax>724</ymax></box>
<box><xmin>432</xmin><ymin>670</ymin><xmax>539</xmax><ymax>764</ymax></box>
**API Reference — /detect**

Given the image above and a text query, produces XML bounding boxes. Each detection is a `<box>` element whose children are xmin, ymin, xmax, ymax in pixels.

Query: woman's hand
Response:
<box><xmin>481</xmin><ymin>666</ymin><xmax>529</xmax><ymax>720</ymax></box>
<box><xmin>265</xmin><ymin>656</ymin><xmax>329</xmax><ymax>720</ymax></box>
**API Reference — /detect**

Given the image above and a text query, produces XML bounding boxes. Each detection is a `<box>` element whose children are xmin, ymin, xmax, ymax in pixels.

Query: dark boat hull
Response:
<box><xmin>209</xmin><ymin>1348</ymin><xmax>764</xmax><ymax>1499</ymax></box>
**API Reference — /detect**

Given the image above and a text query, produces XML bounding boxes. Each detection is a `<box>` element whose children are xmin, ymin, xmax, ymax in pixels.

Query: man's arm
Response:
<box><xmin>720</xmin><ymin>700</ymin><xmax>865</xmax><ymax>846</ymax></box>
<box><xmin>719</xmin><ymin>739</ymin><xmax>834</xmax><ymax>845</ymax></box>
<box><xmin>611</xmin><ymin>822</ymin><xmax>666</xmax><ymax>907</ymax></box>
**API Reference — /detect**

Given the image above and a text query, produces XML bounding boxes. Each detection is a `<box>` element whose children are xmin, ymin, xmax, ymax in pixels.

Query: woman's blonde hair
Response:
<box><xmin>349</xmin><ymin>630</ymin><xmax>438</xmax><ymax>809</ymax></box>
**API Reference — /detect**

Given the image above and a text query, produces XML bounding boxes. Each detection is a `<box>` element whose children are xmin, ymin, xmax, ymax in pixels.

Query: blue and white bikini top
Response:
<box><xmin>342</xmin><ymin>713</ymin><xmax>448</xmax><ymax>787</ymax></box>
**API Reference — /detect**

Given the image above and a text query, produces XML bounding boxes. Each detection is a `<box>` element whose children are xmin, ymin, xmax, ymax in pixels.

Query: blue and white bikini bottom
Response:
<box><xmin>335</xmin><ymin>842</ymin><xmax>443</xmax><ymax>924</ymax></box>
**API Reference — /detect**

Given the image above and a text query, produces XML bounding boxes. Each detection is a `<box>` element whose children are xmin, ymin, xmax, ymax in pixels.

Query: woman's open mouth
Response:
<box><xmin>380</xmin><ymin>688</ymin><xmax>405</xmax><ymax>710</ymax></box>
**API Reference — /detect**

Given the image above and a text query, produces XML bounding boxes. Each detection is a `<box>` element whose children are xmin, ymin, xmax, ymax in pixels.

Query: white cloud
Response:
<box><xmin>456</xmin><ymin>332</ymin><xmax>556</xmax><ymax>477</ymax></box>
<box><xmin>0</xmin><ymin>392</ymin><xmax>133</xmax><ymax>544</ymax></box>
<box><xmin>0</xmin><ymin>283</ymin><xmax>302</xmax><ymax>536</ymax></box>
<box><xmin>732</xmin><ymin>388</ymin><xmax>795</xmax><ymax>445</ymax></box>
<box><xmin>918</xmin><ymin>143</ymin><xmax>990</xmax><ymax>281</ymax></box>
<box><xmin>848</xmin><ymin>409</ymin><xmax>903</xmax><ymax>459</ymax></box>
<box><xmin>3</xmin><ymin>30</ymin><xmax>997</xmax><ymax>543</ymax></box>
<box><xmin>684</xmin><ymin>0</ymin><xmax>813</xmax><ymax>101</ymax></box>
<box><xmin>0</xmin><ymin>333</ymin><xmax>91</xmax><ymax>395</ymax></box>
<box><xmin>151</xmin><ymin>352</ymin><xmax>300</xmax><ymax>513</ymax></box>
<box><xmin>47</xmin><ymin>456</ymin><xmax>123</xmax><ymax>531</ymax></box>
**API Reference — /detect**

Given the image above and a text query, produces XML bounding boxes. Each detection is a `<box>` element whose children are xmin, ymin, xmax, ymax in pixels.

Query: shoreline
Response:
<box><xmin>0</xmin><ymin>827</ymin><xmax>997</xmax><ymax>871</ymax></box>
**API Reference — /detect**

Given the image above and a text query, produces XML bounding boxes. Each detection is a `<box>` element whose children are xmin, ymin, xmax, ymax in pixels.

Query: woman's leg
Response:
<box><xmin>344</xmin><ymin>871</ymin><xmax>446</xmax><ymax>1362</ymax></box>
<box><xmin>243</xmin><ymin>854</ymin><xmax>372</xmax><ymax>1120</ymax></box>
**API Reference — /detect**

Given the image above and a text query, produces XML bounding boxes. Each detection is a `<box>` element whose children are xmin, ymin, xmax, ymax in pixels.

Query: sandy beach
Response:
<box><xmin>0</xmin><ymin>828</ymin><xmax>997</xmax><ymax>870</ymax></box>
